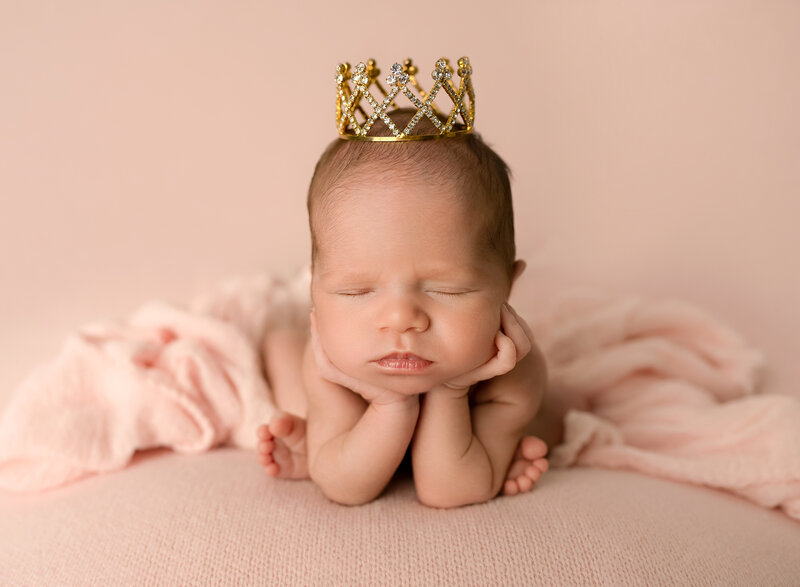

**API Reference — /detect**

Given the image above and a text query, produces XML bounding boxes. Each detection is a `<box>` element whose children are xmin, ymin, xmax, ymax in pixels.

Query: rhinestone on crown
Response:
<box><xmin>386</xmin><ymin>63</ymin><xmax>409</xmax><ymax>86</ymax></box>
<box><xmin>335</xmin><ymin>56</ymin><xmax>475</xmax><ymax>141</ymax></box>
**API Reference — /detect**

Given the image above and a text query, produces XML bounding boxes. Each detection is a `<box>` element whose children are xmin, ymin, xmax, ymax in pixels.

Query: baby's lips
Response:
<box><xmin>378</xmin><ymin>352</ymin><xmax>428</xmax><ymax>361</ymax></box>
<box><xmin>374</xmin><ymin>353</ymin><xmax>434</xmax><ymax>371</ymax></box>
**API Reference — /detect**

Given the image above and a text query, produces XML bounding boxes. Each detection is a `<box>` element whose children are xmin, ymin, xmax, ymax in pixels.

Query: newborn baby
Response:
<box><xmin>256</xmin><ymin>107</ymin><xmax>549</xmax><ymax>508</ymax></box>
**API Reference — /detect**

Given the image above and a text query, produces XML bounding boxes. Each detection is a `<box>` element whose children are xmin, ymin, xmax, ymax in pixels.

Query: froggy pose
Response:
<box><xmin>256</xmin><ymin>58</ymin><xmax>549</xmax><ymax>508</ymax></box>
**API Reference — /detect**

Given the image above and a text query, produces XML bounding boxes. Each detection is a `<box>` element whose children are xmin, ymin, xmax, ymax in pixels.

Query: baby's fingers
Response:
<box><xmin>476</xmin><ymin>330</ymin><xmax>518</xmax><ymax>379</ymax></box>
<box><xmin>501</xmin><ymin>304</ymin><xmax>533</xmax><ymax>361</ymax></box>
<box><xmin>505</xmin><ymin>304</ymin><xmax>535</xmax><ymax>346</ymax></box>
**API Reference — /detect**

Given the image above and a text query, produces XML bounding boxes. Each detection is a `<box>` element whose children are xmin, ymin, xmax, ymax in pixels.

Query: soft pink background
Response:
<box><xmin>1</xmin><ymin>1</ymin><xmax>798</xmax><ymax>406</ymax></box>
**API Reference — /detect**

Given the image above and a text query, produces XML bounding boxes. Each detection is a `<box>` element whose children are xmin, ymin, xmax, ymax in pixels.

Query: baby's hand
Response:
<box><xmin>310</xmin><ymin>312</ymin><xmax>416</xmax><ymax>407</ymax></box>
<box><xmin>434</xmin><ymin>303</ymin><xmax>534</xmax><ymax>398</ymax></box>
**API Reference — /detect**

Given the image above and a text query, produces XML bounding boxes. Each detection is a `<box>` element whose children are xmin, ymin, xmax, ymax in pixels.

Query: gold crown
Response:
<box><xmin>335</xmin><ymin>57</ymin><xmax>475</xmax><ymax>141</ymax></box>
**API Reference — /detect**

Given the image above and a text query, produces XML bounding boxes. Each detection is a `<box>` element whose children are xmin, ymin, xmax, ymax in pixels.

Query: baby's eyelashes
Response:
<box><xmin>336</xmin><ymin>288</ymin><xmax>374</xmax><ymax>296</ymax></box>
<box><xmin>425</xmin><ymin>289</ymin><xmax>472</xmax><ymax>297</ymax></box>
<box><xmin>331</xmin><ymin>286</ymin><xmax>475</xmax><ymax>297</ymax></box>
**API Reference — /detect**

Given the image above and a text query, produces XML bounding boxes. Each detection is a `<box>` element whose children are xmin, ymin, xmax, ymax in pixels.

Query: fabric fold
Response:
<box><xmin>523</xmin><ymin>287</ymin><xmax>799</xmax><ymax>521</ymax></box>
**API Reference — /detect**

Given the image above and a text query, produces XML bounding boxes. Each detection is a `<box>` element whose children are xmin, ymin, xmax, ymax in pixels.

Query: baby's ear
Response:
<box><xmin>511</xmin><ymin>260</ymin><xmax>527</xmax><ymax>285</ymax></box>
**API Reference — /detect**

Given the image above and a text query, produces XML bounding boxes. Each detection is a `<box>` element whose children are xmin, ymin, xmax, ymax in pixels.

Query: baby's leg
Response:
<box><xmin>257</xmin><ymin>325</ymin><xmax>310</xmax><ymax>479</ymax></box>
<box><xmin>257</xmin><ymin>413</ymin><xmax>308</xmax><ymax>479</ymax></box>
<box><xmin>502</xmin><ymin>434</ymin><xmax>549</xmax><ymax>496</ymax></box>
<box><xmin>501</xmin><ymin>389</ymin><xmax>575</xmax><ymax>493</ymax></box>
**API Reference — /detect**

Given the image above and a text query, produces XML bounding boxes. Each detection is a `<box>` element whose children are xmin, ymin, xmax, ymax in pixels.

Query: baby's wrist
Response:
<box><xmin>369</xmin><ymin>392</ymin><xmax>420</xmax><ymax>411</ymax></box>
<box><xmin>428</xmin><ymin>383</ymin><xmax>471</xmax><ymax>400</ymax></box>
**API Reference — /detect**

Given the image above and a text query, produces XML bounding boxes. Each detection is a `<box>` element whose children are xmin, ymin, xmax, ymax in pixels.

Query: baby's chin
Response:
<box><xmin>354</xmin><ymin>354</ymin><xmax>497</xmax><ymax>396</ymax></box>
<box><xmin>366</xmin><ymin>372</ymin><xmax>460</xmax><ymax>396</ymax></box>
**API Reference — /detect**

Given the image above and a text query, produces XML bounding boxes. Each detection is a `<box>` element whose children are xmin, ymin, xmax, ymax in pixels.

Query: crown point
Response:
<box><xmin>352</xmin><ymin>62</ymin><xmax>369</xmax><ymax>86</ymax></box>
<box><xmin>386</xmin><ymin>62</ymin><xmax>409</xmax><ymax>86</ymax></box>
<box><xmin>432</xmin><ymin>58</ymin><xmax>453</xmax><ymax>81</ymax></box>
<box><xmin>457</xmin><ymin>56</ymin><xmax>472</xmax><ymax>77</ymax></box>
<box><xmin>366</xmin><ymin>59</ymin><xmax>379</xmax><ymax>78</ymax></box>
<box><xmin>403</xmin><ymin>58</ymin><xmax>418</xmax><ymax>76</ymax></box>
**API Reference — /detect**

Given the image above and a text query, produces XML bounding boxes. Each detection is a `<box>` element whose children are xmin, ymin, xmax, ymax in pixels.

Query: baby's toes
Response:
<box><xmin>258</xmin><ymin>439</ymin><xmax>275</xmax><ymax>456</ymax></box>
<box><xmin>258</xmin><ymin>442</ymin><xmax>275</xmax><ymax>462</ymax></box>
<box><xmin>524</xmin><ymin>464</ymin><xmax>542</xmax><ymax>483</ymax></box>
<box><xmin>519</xmin><ymin>436</ymin><xmax>548</xmax><ymax>461</ymax></box>
<box><xmin>256</xmin><ymin>424</ymin><xmax>272</xmax><ymax>441</ymax></box>
<box><xmin>505</xmin><ymin>458</ymin><xmax>528</xmax><ymax>481</ymax></box>
<box><xmin>533</xmin><ymin>457</ymin><xmax>549</xmax><ymax>473</ymax></box>
<box><xmin>269</xmin><ymin>414</ymin><xmax>294</xmax><ymax>438</ymax></box>
<box><xmin>515</xmin><ymin>474</ymin><xmax>534</xmax><ymax>493</ymax></box>
<box><xmin>503</xmin><ymin>478</ymin><xmax>520</xmax><ymax>496</ymax></box>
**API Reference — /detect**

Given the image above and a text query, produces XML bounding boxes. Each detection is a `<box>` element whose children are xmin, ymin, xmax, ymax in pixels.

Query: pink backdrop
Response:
<box><xmin>1</xmin><ymin>1</ymin><xmax>798</xmax><ymax>406</ymax></box>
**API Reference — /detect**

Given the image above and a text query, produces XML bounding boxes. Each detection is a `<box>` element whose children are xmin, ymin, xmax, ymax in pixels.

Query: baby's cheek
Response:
<box><xmin>454</xmin><ymin>315</ymin><xmax>501</xmax><ymax>367</ymax></box>
<box><xmin>317</xmin><ymin>317</ymin><xmax>351</xmax><ymax>362</ymax></box>
<box><xmin>323</xmin><ymin>329</ymin><xmax>356</xmax><ymax>364</ymax></box>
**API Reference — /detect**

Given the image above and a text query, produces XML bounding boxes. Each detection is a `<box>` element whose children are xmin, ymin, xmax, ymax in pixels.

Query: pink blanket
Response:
<box><xmin>1</xmin><ymin>270</ymin><xmax>799</xmax><ymax>520</ymax></box>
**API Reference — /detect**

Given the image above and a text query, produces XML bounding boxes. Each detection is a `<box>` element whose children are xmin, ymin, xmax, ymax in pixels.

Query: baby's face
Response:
<box><xmin>311</xmin><ymin>174</ymin><xmax>512</xmax><ymax>395</ymax></box>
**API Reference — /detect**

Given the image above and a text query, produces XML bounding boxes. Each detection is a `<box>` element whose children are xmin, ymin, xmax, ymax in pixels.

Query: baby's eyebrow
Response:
<box><xmin>418</xmin><ymin>263</ymin><xmax>486</xmax><ymax>280</ymax></box>
<box><xmin>317</xmin><ymin>268</ymin><xmax>374</xmax><ymax>282</ymax></box>
<box><xmin>319</xmin><ymin>268</ymin><xmax>483</xmax><ymax>285</ymax></box>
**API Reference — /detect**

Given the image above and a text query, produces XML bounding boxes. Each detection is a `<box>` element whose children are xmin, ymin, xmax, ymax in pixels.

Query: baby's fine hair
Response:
<box><xmin>307</xmin><ymin>109</ymin><xmax>516</xmax><ymax>280</ymax></box>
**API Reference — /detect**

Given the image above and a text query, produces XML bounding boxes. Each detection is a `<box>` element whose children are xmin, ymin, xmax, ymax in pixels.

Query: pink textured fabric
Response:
<box><xmin>1</xmin><ymin>269</ymin><xmax>799</xmax><ymax>524</ymax></box>
<box><xmin>0</xmin><ymin>275</ymin><xmax>280</xmax><ymax>491</ymax></box>
<box><xmin>3</xmin><ymin>450</ymin><xmax>800</xmax><ymax>585</ymax></box>
<box><xmin>521</xmin><ymin>284</ymin><xmax>800</xmax><ymax>520</ymax></box>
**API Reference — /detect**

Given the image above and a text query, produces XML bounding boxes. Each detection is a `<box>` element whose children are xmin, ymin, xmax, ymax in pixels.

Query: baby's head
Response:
<box><xmin>307</xmin><ymin>110</ymin><xmax>525</xmax><ymax>394</ymax></box>
<box><xmin>308</xmin><ymin>110</ymin><xmax>519</xmax><ymax>286</ymax></box>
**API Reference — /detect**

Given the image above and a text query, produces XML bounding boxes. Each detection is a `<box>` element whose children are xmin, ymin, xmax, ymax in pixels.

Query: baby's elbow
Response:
<box><xmin>416</xmin><ymin>484</ymin><xmax>495</xmax><ymax>509</ymax></box>
<box><xmin>320</xmin><ymin>485</ymin><xmax>379</xmax><ymax>507</ymax></box>
<box><xmin>312</xmin><ymin>472</ymin><xmax>382</xmax><ymax>506</ymax></box>
<box><xmin>328</xmin><ymin>493</ymin><xmax>375</xmax><ymax>507</ymax></box>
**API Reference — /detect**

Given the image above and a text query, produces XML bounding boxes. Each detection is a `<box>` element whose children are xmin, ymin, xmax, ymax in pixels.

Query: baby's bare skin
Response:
<box><xmin>257</xmin><ymin>317</ymin><xmax>549</xmax><ymax>506</ymax></box>
<box><xmin>257</xmin><ymin>177</ymin><xmax>549</xmax><ymax>507</ymax></box>
<box><xmin>410</xmin><ymin>307</ymin><xmax>550</xmax><ymax>505</ymax></box>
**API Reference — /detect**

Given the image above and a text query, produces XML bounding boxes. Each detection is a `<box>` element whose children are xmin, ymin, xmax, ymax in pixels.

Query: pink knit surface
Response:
<box><xmin>2</xmin><ymin>448</ymin><xmax>798</xmax><ymax>585</ymax></box>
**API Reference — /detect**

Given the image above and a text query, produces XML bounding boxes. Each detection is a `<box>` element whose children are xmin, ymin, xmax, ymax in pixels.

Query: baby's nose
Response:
<box><xmin>379</xmin><ymin>296</ymin><xmax>430</xmax><ymax>333</ymax></box>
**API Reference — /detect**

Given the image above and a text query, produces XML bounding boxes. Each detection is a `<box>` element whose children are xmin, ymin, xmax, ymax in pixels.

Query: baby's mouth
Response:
<box><xmin>374</xmin><ymin>353</ymin><xmax>433</xmax><ymax>372</ymax></box>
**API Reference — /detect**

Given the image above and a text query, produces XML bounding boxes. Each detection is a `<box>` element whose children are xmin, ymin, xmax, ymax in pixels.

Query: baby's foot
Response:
<box><xmin>502</xmin><ymin>436</ymin><xmax>549</xmax><ymax>496</ymax></box>
<box><xmin>256</xmin><ymin>411</ymin><xmax>309</xmax><ymax>479</ymax></box>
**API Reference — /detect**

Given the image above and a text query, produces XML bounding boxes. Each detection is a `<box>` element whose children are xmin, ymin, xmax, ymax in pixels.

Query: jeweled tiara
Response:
<box><xmin>335</xmin><ymin>57</ymin><xmax>475</xmax><ymax>142</ymax></box>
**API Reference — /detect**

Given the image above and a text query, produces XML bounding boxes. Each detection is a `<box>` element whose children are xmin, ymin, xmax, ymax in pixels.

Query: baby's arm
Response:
<box><xmin>412</xmin><ymin>306</ymin><xmax>546</xmax><ymax>508</ymax></box>
<box><xmin>303</xmin><ymin>338</ymin><xmax>419</xmax><ymax>506</ymax></box>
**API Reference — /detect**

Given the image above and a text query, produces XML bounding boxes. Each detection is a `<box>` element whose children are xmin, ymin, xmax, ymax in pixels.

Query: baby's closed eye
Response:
<box><xmin>424</xmin><ymin>288</ymin><xmax>474</xmax><ymax>297</ymax></box>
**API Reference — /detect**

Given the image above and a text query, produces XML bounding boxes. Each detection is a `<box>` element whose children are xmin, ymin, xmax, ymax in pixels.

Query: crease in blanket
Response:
<box><xmin>1</xmin><ymin>268</ymin><xmax>798</xmax><ymax>522</ymax></box>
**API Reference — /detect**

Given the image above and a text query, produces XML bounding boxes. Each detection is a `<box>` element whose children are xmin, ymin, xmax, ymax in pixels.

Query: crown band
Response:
<box><xmin>337</xmin><ymin>129</ymin><xmax>473</xmax><ymax>142</ymax></box>
<box><xmin>335</xmin><ymin>57</ymin><xmax>475</xmax><ymax>142</ymax></box>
